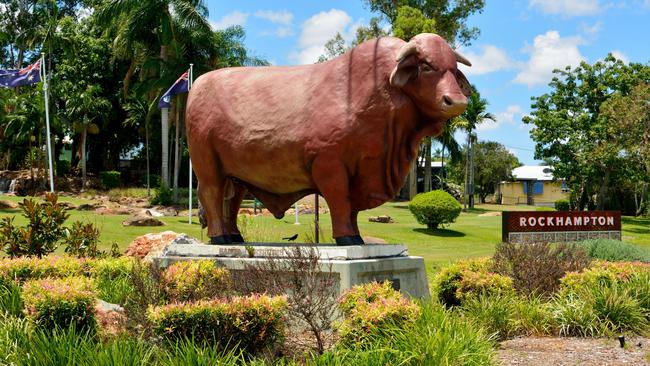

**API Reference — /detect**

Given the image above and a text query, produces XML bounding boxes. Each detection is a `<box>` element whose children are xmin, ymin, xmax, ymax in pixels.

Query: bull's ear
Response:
<box><xmin>390</xmin><ymin>55</ymin><xmax>419</xmax><ymax>88</ymax></box>
<box><xmin>456</xmin><ymin>69</ymin><xmax>472</xmax><ymax>97</ymax></box>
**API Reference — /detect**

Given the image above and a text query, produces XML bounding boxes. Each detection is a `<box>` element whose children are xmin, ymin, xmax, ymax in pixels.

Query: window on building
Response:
<box><xmin>523</xmin><ymin>181</ymin><xmax>544</xmax><ymax>195</ymax></box>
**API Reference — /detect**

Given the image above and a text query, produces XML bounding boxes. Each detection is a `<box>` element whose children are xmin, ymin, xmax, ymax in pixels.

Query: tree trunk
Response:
<box><xmin>81</xmin><ymin>127</ymin><xmax>87</xmax><ymax>188</ymax></box>
<box><xmin>424</xmin><ymin>139</ymin><xmax>432</xmax><ymax>192</ymax></box>
<box><xmin>146</xmin><ymin>118</ymin><xmax>150</xmax><ymax>197</ymax></box>
<box><xmin>596</xmin><ymin>169</ymin><xmax>610</xmax><ymax>210</ymax></box>
<box><xmin>463</xmin><ymin>133</ymin><xmax>470</xmax><ymax>210</ymax></box>
<box><xmin>440</xmin><ymin>142</ymin><xmax>446</xmax><ymax>184</ymax></box>
<box><xmin>409</xmin><ymin>154</ymin><xmax>417</xmax><ymax>200</ymax></box>
<box><xmin>469</xmin><ymin>133</ymin><xmax>475</xmax><ymax>208</ymax></box>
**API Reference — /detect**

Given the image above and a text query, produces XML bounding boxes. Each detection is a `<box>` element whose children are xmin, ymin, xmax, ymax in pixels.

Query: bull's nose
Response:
<box><xmin>442</xmin><ymin>95</ymin><xmax>468</xmax><ymax>114</ymax></box>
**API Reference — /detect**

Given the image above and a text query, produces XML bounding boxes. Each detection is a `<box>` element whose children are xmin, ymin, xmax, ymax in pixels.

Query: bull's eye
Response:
<box><xmin>420</xmin><ymin>63</ymin><xmax>432</xmax><ymax>72</ymax></box>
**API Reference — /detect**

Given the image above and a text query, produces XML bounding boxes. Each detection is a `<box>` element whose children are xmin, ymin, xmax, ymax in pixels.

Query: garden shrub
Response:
<box><xmin>88</xmin><ymin>257</ymin><xmax>135</xmax><ymax>305</ymax></box>
<box><xmin>56</xmin><ymin>160</ymin><xmax>71</xmax><ymax>176</ymax></box>
<box><xmin>553</xmin><ymin>293</ymin><xmax>600</xmax><ymax>336</ymax></box>
<box><xmin>147</xmin><ymin>294</ymin><xmax>287</xmax><ymax>355</ymax></box>
<box><xmin>22</xmin><ymin>276</ymin><xmax>97</xmax><ymax>332</ymax></box>
<box><xmin>0</xmin><ymin>282</ymin><xmax>23</xmax><ymax>317</ymax></box>
<box><xmin>337</xmin><ymin>281</ymin><xmax>421</xmax><ymax>345</ymax></box>
<box><xmin>559</xmin><ymin>260</ymin><xmax>650</xmax><ymax>294</ymax></box>
<box><xmin>492</xmin><ymin>241</ymin><xmax>590</xmax><ymax>295</ymax></box>
<box><xmin>161</xmin><ymin>260</ymin><xmax>231</xmax><ymax>302</ymax></box>
<box><xmin>408</xmin><ymin>190</ymin><xmax>461</xmax><ymax>229</ymax></box>
<box><xmin>63</xmin><ymin>221</ymin><xmax>103</xmax><ymax>258</ymax></box>
<box><xmin>99</xmin><ymin>171</ymin><xmax>121</xmax><ymax>189</ymax></box>
<box><xmin>319</xmin><ymin>301</ymin><xmax>495</xmax><ymax>365</ymax></box>
<box><xmin>0</xmin><ymin>193</ymin><xmax>69</xmax><ymax>257</ymax></box>
<box><xmin>0</xmin><ymin>255</ymin><xmax>86</xmax><ymax>287</ymax></box>
<box><xmin>554</xmin><ymin>199</ymin><xmax>570</xmax><ymax>211</ymax></box>
<box><xmin>513</xmin><ymin>294</ymin><xmax>555</xmax><ymax>336</ymax></box>
<box><xmin>432</xmin><ymin>258</ymin><xmax>513</xmax><ymax>307</ymax></box>
<box><xmin>462</xmin><ymin>293</ymin><xmax>518</xmax><ymax>340</ymax></box>
<box><xmin>151</xmin><ymin>183</ymin><xmax>173</xmax><ymax>206</ymax></box>
<box><xmin>574</xmin><ymin>239</ymin><xmax>650</xmax><ymax>262</ymax></box>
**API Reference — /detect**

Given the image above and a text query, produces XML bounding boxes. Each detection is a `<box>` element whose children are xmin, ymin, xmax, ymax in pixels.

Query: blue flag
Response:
<box><xmin>0</xmin><ymin>60</ymin><xmax>42</xmax><ymax>88</ymax></box>
<box><xmin>158</xmin><ymin>70</ymin><xmax>190</xmax><ymax>109</ymax></box>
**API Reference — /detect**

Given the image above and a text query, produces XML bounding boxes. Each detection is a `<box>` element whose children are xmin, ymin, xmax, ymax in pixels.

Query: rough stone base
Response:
<box><xmin>152</xmin><ymin>243</ymin><xmax>429</xmax><ymax>299</ymax></box>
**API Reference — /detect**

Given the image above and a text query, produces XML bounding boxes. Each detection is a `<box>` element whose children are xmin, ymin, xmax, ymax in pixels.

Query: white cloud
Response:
<box><xmin>645</xmin><ymin>0</ymin><xmax>650</xmax><ymax>9</ymax></box>
<box><xmin>254</xmin><ymin>10</ymin><xmax>293</xmax><ymax>25</ymax></box>
<box><xmin>289</xmin><ymin>9</ymin><xmax>353</xmax><ymax>65</ymax></box>
<box><xmin>458</xmin><ymin>45</ymin><xmax>515</xmax><ymax>75</ymax></box>
<box><xmin>514</xmin><ymin>31</ymin><xmax>585</xmax><ymax>87</ymax></box>
<box><xmin>580</xmin><ymin>21</ymin><xmax>602</xmax><ymax>36</ymax></box>
<box><xmin>529</xmin><ymin>0</ymin><xmax>601</xmax><ymax>16</ymax></box>
<box><xmin>478</xmin><ymin>105</ymin><xmax>523</xmax><ymax>131</ymax></box>
<box><xmin>610</xmin><ymin>50</ymin><xmax>629</xmax><ymax>63</ymax></box>
<box><xmin>210</xmin><ymin>10</ymin><xmax>249</xmax><ymax>30</ymax></box>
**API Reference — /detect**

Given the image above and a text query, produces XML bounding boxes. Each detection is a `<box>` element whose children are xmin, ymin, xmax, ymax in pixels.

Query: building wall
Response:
<box><xmin>498</xmin><ymin>181</ymin><xmax>568</xmax><ymax>206</ymax></box>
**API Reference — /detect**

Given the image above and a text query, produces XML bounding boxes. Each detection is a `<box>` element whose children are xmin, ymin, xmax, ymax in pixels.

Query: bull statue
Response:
<box><xmin>186</xmin><ymin>33</ymin><xmax>472</xmax><ymax>245</ymax></box>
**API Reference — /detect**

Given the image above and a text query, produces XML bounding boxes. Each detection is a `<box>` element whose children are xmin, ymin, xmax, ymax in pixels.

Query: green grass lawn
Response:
<box><xmin>1</xmin><ymin>194</ymin><xmax>649</xmax><ymax>274</ymax></box>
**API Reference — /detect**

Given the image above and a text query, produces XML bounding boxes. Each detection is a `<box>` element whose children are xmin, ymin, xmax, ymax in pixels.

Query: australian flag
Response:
<box><xmin>158</xmin><ymin>70</ymin><xmax>190</xmax><ymax>109</ymax></box>
<box><xmin>0</xmin><ymin>60</ymin><xmax>42</xmax><ymax>88</ymax></box>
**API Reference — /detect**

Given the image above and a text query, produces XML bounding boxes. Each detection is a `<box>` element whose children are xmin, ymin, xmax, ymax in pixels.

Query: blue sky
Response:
<box><xmin>205</xmin><ymin>0</ymin><xmax>649</xmax><ymax>165</ymax></box>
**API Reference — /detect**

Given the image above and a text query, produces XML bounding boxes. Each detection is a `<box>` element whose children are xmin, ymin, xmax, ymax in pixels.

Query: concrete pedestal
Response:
<box><xmin>152</xmin><ymin>243</ymin><xmax>429</xmax><ymax>299</ymax></box>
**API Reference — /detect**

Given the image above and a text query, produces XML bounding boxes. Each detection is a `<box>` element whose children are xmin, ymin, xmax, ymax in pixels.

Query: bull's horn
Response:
<box><xmin>454</xmin><ymin>50</ymin><xmax>472</xmax><ymax>67</ymax></box>
<box><xmin>395</xmin><ymin>42</ymin><xmax>418</xmax><ymax>62</ymax></box>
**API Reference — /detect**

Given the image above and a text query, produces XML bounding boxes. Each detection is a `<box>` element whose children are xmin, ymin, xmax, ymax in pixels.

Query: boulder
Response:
<box><xmin>125</xmin><ymin>230</ymin><xmax>180</xmax><ymax>259</ymax></box>
<box><xmin>78</xmin><ymin>203</ymin><xmax>102</xmax><ymax>211</ymax></box>
<box><xmin>368</xmin><ymin>215</ymin><xmax>394</xmax><ymax>223</ymax></box>
<box><xmin>0</xmin><ymin>200</ymin><xmax>18</xmax><ymax>209</ymax></box>
<box><xmin>95</xmin><ymin>299</ymin><xmax>126</xmax><ymax>338</ymax></box>
<box><xmin>122</xmin><ymin>210</ymin><xmax>165</xmax><ymax>227</ymax></box>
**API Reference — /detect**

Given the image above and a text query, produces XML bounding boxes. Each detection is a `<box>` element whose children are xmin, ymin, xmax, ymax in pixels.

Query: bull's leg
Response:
<box><xmin>311</xmin><ymin>156</ymin><xmax>364</xmax><ymax>246</ymax></box>
<box><xmin>191</xmin><ymin>149</ymin><xmax>230</xmax><ymax>244</ymax></box>
<box><xmin>350</xmin><ymin>211</ymin><xmax>363</xmax><ymax>243</ymax></box>
<box><xmin>225</xmin><ymin>184</ymin><xmax>246</xmax><ymax>243</ymax></box>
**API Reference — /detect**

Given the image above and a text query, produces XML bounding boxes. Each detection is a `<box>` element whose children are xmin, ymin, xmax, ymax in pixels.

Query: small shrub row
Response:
<box><xmin>99</xmin><ymin>171</ymin><xmax>121</xmax><ymax>189</ymax></box>
<box><xmin>22</xmin><ymin>276</ymin><xmax>97</xmax><ymax>332</ymax></box>
<box><xmin>337</xmin><ymin>281</ymin><xmax>421</xmax><ymax>345</ymax></box>
<box><xmin>161</xmin><ymin>260</ymin><xmax>231</xmax><ymax>302</ymax></box>
<box><xmin>147</xmin><ymin>294</ymin><xmax>287</xmax><ymax>355</ymax></box>
<box><xmin>555</xmin><ymin>199</ymin><xmax>570</xmax><ymax>211</ymax></box>
<box><xmin>431</xmin><ymin>258</ymin><xmax>514</xmax><ymax>307</ymax></box>
<box><xmin>575</xmin><ymin>239</ymin><xmax>650</xmax><ymax>263</ymax></box>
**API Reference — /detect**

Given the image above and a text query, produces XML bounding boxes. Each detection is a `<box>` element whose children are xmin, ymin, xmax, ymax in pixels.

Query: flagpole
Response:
<box><xmin>188</xmin><ymin>64</ymin><xmax>194</xmax><ymax>225</ymax></box>
<box><xmin>42</xmin><ymin>53</ymin><xmax>54</xmax><ymax>193</ymax></box>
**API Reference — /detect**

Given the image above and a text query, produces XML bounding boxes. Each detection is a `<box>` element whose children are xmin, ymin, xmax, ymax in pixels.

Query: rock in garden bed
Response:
<box><xmin>368</xmin><ymin>215</ymin><xmax>394</xmax><ymax>223</ymax></box>
<box><xmin>125</xmin><ymin>231</ymin><xmax>181</xmax><ymax>259</ymax></box>
<box><xmin>0</xmin><ymin>200</ymin><xmax>17</xmax><ymax>209</ymax></box>
<box><xmin>122</xmin><ymin>210</ymin><xmax>165</xmax><ymax>227</ymax></box>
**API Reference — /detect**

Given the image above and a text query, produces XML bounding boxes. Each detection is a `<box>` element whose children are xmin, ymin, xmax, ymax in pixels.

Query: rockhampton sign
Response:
<box><xmin>502</xmin><ymin>211</ymin><xmax>621</xmax><ymax>243</ymax></box>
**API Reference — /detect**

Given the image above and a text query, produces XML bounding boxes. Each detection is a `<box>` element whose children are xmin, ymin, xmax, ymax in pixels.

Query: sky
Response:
<box><xmin>205</xmin><ymin>0</ymin><xmax>650</xmax><ymax>165</ymax></box>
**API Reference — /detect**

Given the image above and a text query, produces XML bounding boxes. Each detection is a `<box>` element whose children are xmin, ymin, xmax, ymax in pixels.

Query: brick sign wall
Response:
<box><xmin>502</xmin><ymin>211</ymin><xmax>621</xmax><ymax>243</ymax></box>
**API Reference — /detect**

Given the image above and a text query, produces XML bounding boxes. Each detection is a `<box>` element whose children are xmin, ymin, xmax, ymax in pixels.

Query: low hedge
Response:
<box><xmin>99</xmin><ymin>171</ymin><xmax>121</xmax><ymax>189</ymax></box>
<box><xmin>161</xmin><ymin>260</ymin><xmax>231</xmax><ymax>302</ymax></box>
<box><xmin>554</xmin><ymin>199</ymin><xmax>570</xmax><ymax>211</ymax></box>
<box><xmin>408</xmin><ymin>190</ymin><xmax>461</xmax><ymax>229</ymax></box>
<box><xmin>337</xmin><ymin>281</ymin><xmax>421</xmax><ymax>345</ymax></box>
<box><xmin>22</xmin><ymin>276</ymin><xmax>97</xmax><ymax>332</ymax></box>
<box><xmin>0</xmin><ymin>256</ymin><xmax>88</xmax><ymax>287</ymax></box>
<box><xmin>574</xmin><ymin>239</ymin><xmax>650</xmax><ymax>263</ymax></box>
<box><xmin>147</xmin><ymin>294</ymin><xmax>287</xmax><ymax>355</ymax></box>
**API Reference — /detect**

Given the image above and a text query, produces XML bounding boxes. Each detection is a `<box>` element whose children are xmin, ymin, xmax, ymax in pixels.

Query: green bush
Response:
<box><xmin>145</xmin><ymin>174</ymin><xmax>161</xmax><ymax>188</ymax></box>
<box><xmin>462</xmin><ymin>293</ymin><xmax>518</xmax><ymax>340</ymax></box>
<box><xmin>432</xmin><ymin>258</ymin><xmax>514</xmax><ymax>307</ymax></box>
<box><xmin>408</xmin><ymin>190</ymin><xmax>461</xmax><ymax>229</ymax></box>
<box><xmin>337</xmin><ymin>281</ymin><xmax>421</xmax><ymax>345</ymax></box>
<box><xmin>147</xmin><ymin>294</ymin><xmax>287</xmax><ymax>355</ymax></box>
<box><xmin>0</xmin><ymin>193</ymin><xmax>69</xmax><ymax>257</ymax></box>
<box><xmin>161</xmin><ymin>260</ymin><xmax>231</xmax><ymax>302</ymax></box>
<box><xmin>99</xmin><ymin>171</ymin><xmax>121</xmax><ymax>189</ymax></box>
<box><xmin>318</xmin><ymin>301</ymin><xmax>495</xmax><ymax>365</ymax></box>
<box><xmin>22</xmin><ymin>276</ymin><xmax>97</xmax><ymax>332</ymax></box>
<box><xmin>0</xmin><ymin>255</ymin><xmax>87</xmax><ymax>287</ymax></box>
<box><xmin>56</xmin><ymin>160</ymin><xmax>71</xmax><ymax>176</ymax></box>
<box><xmin>151</xmin><ymin>183</ymin><xmax>173</xmax><ymax>206</ymax></box>
<box><xmin>0</xmin><ymin>282</ymin><xmax>23</xmax><ymax>317</ymax></box>
<box><xmin>513</xmin><ymin>294</ymin><xmax>555</xmax><ymax>336</ymax></box>
<box><xmin>63</xmin><ymin>221</ymin><xmax>103</xmax><ymax>258</ymax></box>
<box><xmin>575</xmin><ymin>239</ymin><xmax>650</xmax><ymax>262</ymax></box>
<box><xmin>88</xmin><ymin>257</ymin><xmax>135</xmax><ymax>305</ymax></box>
<box><xmin>554</xmin><ymin>199</ymin><xmax>570</xmax><ymax>211</ymax></box>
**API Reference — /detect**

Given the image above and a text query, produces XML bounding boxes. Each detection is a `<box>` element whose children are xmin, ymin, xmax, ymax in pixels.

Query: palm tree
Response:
<box><xmin>66</xmin><ymin>85</ymin><xmax>111</xmax><ymax>187</ymax></box>
<box><xmin>456</xmin><ymin>90</ymin><xmax>495</xmax><ymax>209</ymax></box>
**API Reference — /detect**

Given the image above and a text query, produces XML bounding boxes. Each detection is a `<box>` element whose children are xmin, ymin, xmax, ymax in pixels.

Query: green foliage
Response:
<box><xmin>432</xmin><ymin>258</ymin><xmax>513</xmax><ymax>307</ymax></box>
<box><xmin>0</xmin><ymin>282</ymin><xmax>23</xmax><ymax>318</ymax></box>
<box><xmin>161</xmin><ymin>260</ymin><xmax>231</xmax><ymax>302</ymax></box>
<box><xmin>392</xmin><ymin>6</ymin><xmax>436</xmax><ymax>40</ymax></box>
<box><xmin>408</xmin><ymin>190</ymin><xmax>461</xmax><ymax>229</ymax></box>
<box><xmin>0</xmin><ymin>193</ymin><xmax>69</xmax><ymax>257</ymax></box>
<box><xmin>64</xmin><ymin>221</ymin><xmax>103</xmax><ymax>258</ymax></box>
<box><xmin>492</xmin><ymin>242</ymin><xmax>590</xmax><ymax>295</ymax></box>
<box><xmin>99</xmin><ymin>171</ymin><xmax>122</xmax><ymax>189</ymax></box>
<box><xmin>462</xmin><ymin>293</ymin><xmax>518</xmax><ymax>340</ymax></box>
<box><xmin>151</xmin><ymin>183</ymin><xmax>174</xmax><ymax>206</ymax></box>
<box><xmin>148</xmin><ymin>295</ymin><xmax>288</xmax><ymax>355</ymax></box>
<box><xmin>89</xmin><ymin>257</ymin><xmax>135</xmax><ymax>305</ymax></box>
<box><xmin>22</xmin><ymin>276</ymin><xmax>97</xmax><ymax>332</ymax></box>
<box><xmin>318</xmin><ymin>301</ymin><xmax>494</xmax><ymax>365</ymax></box>
<box><xmin>337</xmin><ymin>281</ymin><xmax>421</xmax><ymax>346</ymax></box>
<box><xmin>0</xmin><ymin>255</ymin><xmax>86</xmax><ymax>288</ymax></box>
<box><xmin>575</xmin><ymin>239</ymin><xmax>650</xmax><ymax>262</ymax></box>
<box><xmin>160</xmin><ymin>339</ymin><xmax>248</xmax><ymax>366</ymax></box>
<box><xmin>554</xmin><ymin>199</ymin><xmax>570</xmax><ymax>211</ymax></box>
<box><xmin>535</xmin><ymin>206</ymin><xmax>555</xmax><ymax>211</ymax></box>
<box><xmin>56</xmin><ymin>160</ymin><xmax>71</xmax><ymax>176</ymax></box>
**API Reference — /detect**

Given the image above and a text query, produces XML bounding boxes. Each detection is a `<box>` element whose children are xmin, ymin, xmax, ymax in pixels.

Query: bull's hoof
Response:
<box><xmin>229</xmin><ymin>234</ymin><xmax>245</xmax><ymax>243</ymax></box>
<box><xmin>335</xmin><ymin>235</ymin><xmax>365</xmax><ymax>246</ymax></box>
<box><xmin>209</xmin><ymin>235</ymin><xmax>231</xmax><ymax>245</ymax></box>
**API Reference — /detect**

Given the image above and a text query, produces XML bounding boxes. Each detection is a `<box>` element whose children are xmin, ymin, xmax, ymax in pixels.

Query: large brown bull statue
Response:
<box><xmin>186</xmin><ymin>33</ymin><xmax>472</xmax><ymax>245</ymax></box>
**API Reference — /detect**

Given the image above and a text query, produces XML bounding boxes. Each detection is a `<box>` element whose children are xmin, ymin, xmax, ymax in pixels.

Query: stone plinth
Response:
<box><xmin>152</xmin><ymin>242</ymin><xmax>429</xmax><ymax>299</ymax></box>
